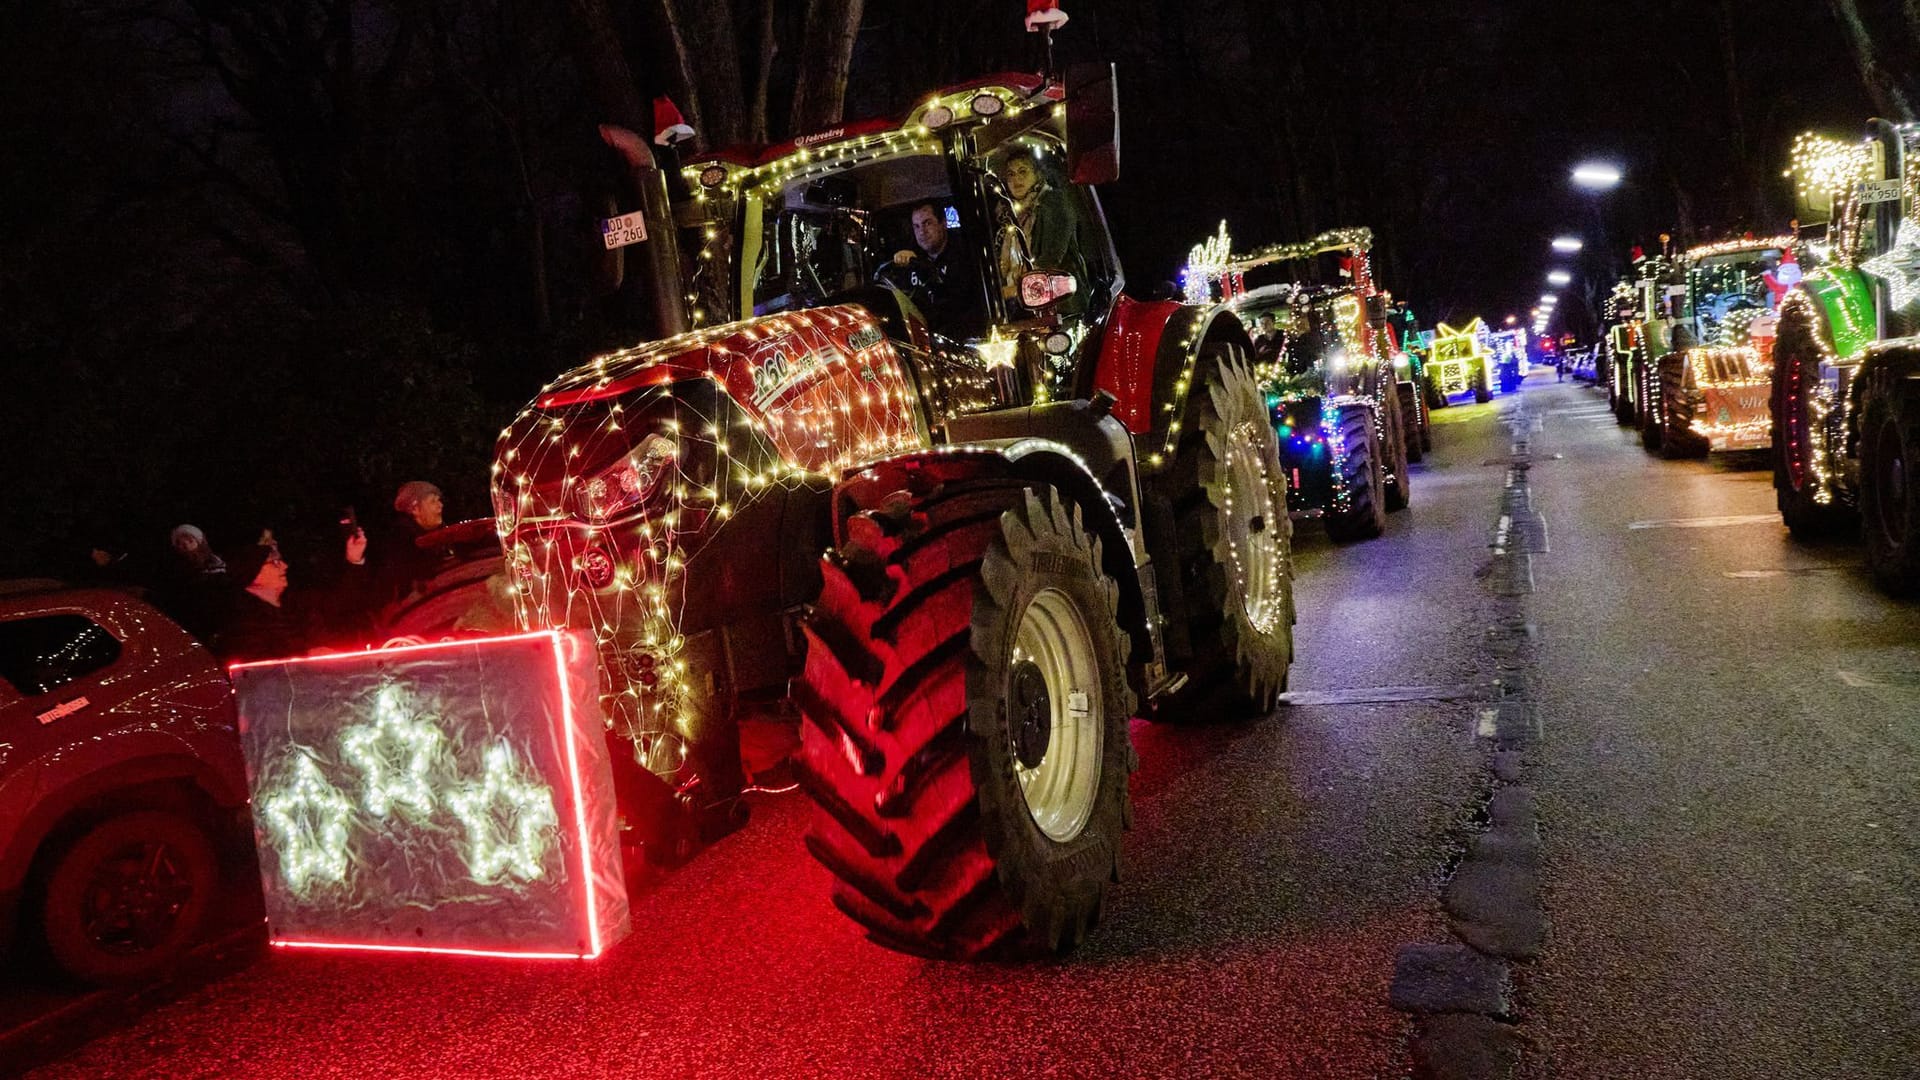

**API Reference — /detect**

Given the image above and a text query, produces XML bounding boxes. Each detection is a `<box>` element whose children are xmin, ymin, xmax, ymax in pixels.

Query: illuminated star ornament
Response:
<box><xmin>339</xmin><ymin>685</ymin><xmax>444</xmax><ymax>818</ymax></box>
<box><xmin>447</xmin><ymin>742</ymin><xmax>559</xmax><ymax>883</ymax></box>
<box><xmin>260</xmin><ymin>752</ymin><xmax>354</xmax><ymax>893</ymax></box>
<box><xmin>1860</xmin><ymin>227</ymin><xmax>1920</xmax><ymax>311</ymax></box>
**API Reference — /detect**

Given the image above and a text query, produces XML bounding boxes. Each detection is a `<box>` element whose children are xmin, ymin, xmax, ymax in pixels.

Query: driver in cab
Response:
<box><xmin>885</xmin><ymin>202</ymin><xmax>985</xmax><ymax>335</ymax></box>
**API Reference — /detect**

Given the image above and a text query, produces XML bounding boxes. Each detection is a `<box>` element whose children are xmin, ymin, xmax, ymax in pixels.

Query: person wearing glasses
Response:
<box><xmin>219</xmin><ymin>526</ymin><xmax>369</xmax><ymax>663</ymax></box>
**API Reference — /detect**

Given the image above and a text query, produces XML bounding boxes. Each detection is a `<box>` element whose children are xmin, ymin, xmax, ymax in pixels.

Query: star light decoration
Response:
<box><xmin>338</xmin><ymin>685</ymin><xmax>444</xmax><ymax>819</ymax></box>
<box><xmin>259</xmin><ymin>752</ymin><xmax>355</xmax><ymax>894</ymax></box>
<box><xmin>447</xmin><ymin>742</ymin><xmax>559</xmax><ymax>884</ymax></box>
<box><xmin>1860</xmin><ymin>226</ymin><xmax>1920</xmax><ymax>311</ymax></box>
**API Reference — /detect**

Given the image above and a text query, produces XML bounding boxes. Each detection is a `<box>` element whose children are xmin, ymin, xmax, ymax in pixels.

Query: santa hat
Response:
<box><xmin>1026</xmin><ymin>0</ymin><xmax>1068</xmax><ymax>31</ymax></box>
<box><xmin>653</xmin><ymin>97</ymin><xmax>695</xmax><ymax>147</ymax></box>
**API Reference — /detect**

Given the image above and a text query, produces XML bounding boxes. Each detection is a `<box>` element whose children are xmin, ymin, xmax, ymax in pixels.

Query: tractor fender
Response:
<box><xmin>1795</xmin><ymin>268</ymin><xmax>1880</xmax><ymax>361</ymax></box>
<box><xmin>832</xmin><ymin>443</ymin><xmax>1153</xmax><ymax>665</ymax></box>
<box><xmin>1086</xmin><ymin>297</ymin><xmax>1252</xmax><ymax>450</ymax></box>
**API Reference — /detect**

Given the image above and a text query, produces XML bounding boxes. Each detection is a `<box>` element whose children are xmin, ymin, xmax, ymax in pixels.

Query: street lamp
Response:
<box><xmin>1571</xmin><ymin>162</ymin><xmax>1623</xmax><ymax>190</ymax></box>
<box><xmin>1546</xmin><ymin>270</ymin><xmax>1572</xmax><ymax>286</ymax></box>
<box><xmin>1551</xmin><ymin>236</ymin><xmax>1584</xmax><ymax>253</ymax></box>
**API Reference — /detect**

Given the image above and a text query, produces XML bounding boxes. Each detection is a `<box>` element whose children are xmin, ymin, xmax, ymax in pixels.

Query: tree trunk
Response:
<box><xmin>789</xmin><ymin>0</ymin><xmax>865</xmax><ymax>136</ymax></box>
<box><xmin>1829</xmin><ymin>0</ymin><xmax>1915</xmax><ymax>120</ymax></box>
<box><xmin>746</xmin><ymin>0</ymin><xmax>777</xmax><ymax>143</ymax></box>
<box><xmin>661</xmin><ymin>0</ymin><xmax>749</xmax><ymax>147</ymax></box>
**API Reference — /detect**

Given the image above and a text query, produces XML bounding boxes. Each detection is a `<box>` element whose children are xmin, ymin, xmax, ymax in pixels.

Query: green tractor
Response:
<box><xmin>1771</xmin><ymin>119</ymin><xmax>1920</xmax><ymax>595</ymax></box>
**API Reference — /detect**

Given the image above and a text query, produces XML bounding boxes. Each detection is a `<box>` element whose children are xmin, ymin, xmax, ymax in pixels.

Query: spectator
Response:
<box><xmin>372</xmin><ymin>481</ymin><xmax>455</xmax><ymax>611</ymax></box>
<box><xmin>156</xmin><ymin>524</ymin><xmax>231</xmax><ymax>644</ymax></box>
<box><xmin>221</xmin><ymin>527</ymin><xmax>371</xmax><ymax>663</ymax></box>
<box><xmin>71</xmin><ymin>536</ymin><xmax>140</xmax><ymax>592</ymax></box>
<box><xmin>220</xmin><ymin>537</ymin><xmax>302</xmax><ymax>664</ymax></box>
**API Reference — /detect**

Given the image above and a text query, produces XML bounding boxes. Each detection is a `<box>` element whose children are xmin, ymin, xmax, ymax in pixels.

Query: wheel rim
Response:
<box><xmin>1009</xmin><ymin>587</ymin><xmax>1103</xmax><ymax>842</ymax></box>
<box><xmin>81</xmin><ymin>840</ymin><xmax>196</xmax><ymax>955</ymax></box>
<box><xmin>1873</xmin><ymin>418</ymin><xmax>1909</xmax><ymax>548</ymax></box>
<box><xmin>1221</xmin><ymin>420</ymin><xmax>1286</xmax><ymax>635</ymax></box>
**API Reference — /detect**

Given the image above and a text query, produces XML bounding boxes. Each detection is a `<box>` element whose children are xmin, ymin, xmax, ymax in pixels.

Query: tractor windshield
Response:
<box><xmin>1689</xmin><ymin>249</ymin><xmax>1785</xmax><ymax>345</ymax></box>
<box><xmin>746</xmin><ymin>150</ymin><xmax>988</xmax><ymax>338</ymax></box>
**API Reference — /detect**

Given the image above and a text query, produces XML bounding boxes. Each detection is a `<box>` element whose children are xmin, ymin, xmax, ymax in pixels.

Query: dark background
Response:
<box><xmin>0</xmin><ymin>0</ymin><xmax>1898</xmax><ymax>579</ymax></box>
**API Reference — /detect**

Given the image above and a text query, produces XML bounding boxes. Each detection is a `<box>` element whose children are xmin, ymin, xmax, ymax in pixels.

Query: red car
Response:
<box><xmin>0</xmin><ymin>581</ymin><xmax>248</xmax><ymax>984</ymax></box>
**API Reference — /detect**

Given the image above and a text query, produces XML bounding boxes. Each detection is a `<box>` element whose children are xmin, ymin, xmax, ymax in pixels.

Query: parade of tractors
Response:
<box><xmin>5</xmin><ymin>5</ymin><xmax>1917</xmax><ymax>1005</ymax></box>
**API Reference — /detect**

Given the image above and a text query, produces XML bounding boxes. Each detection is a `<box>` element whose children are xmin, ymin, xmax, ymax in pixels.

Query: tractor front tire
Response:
<box><xmin>1324</xmin><ymin>402</ymin><xmax>1387</xmax><ymax>543</ymax></box>
<box><xmin>1770</xmin><ymin>322</ymin><xmax>1854</xmax><ymax>539</ymax></box>
<box><xmin>796</xmin><ymin>482</ymin><xmax>1135</xmax><ymax>959</ymax></box>
<box><xmin>1382</xmin><ymin>386</ymin><xmax>1412</xmax><ymax>513</ymax></box>
<box><xmin>1162</xmin><ymin>346</ymin><xmax>1296</xmax><ymax>718</ymax></box>
<box><xmin>1859</xmin><ymin>385</ymin><xmax>1920</xmax><ymax>596</ymax></box>
<box><xmin>1659</xmin><ymin>354</ymin><xmax>1710</xmax><ymax>459</ymax></box>
<box><xmin>1638</xmin><ymin>360</ymin><xmax>1665</xmax><ymax>452</ymax></box>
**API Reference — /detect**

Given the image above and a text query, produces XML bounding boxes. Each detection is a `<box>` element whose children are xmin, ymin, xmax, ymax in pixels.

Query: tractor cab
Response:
<box><xmin>681</xmin><ymin>72</ymin><xmax>1124</xmax><ymax>405</ymax></box>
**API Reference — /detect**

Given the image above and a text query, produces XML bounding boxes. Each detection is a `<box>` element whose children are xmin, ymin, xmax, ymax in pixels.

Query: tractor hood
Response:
<box><xmin>532</xmin><ymin>305</ymin><xmax>893</xmax><ymax>414</ymax></box>
<box><xmin>495</xmin><ymin>305</ymin><xmax>926</xmax><ymax>530</ymax></box>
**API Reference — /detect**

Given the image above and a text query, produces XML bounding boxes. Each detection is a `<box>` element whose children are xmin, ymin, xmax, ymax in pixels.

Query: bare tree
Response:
<box><xmin>1830</xmin><ymin>0</ymin><xmax>1915</xmax><ymax>120</ymax></box>
<box><xmin>789</xmin><ymin>0</ymin><xmax>866</xmax><ymax>134</ymax></box>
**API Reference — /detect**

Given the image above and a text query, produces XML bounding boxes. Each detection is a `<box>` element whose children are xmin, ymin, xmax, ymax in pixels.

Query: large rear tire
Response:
<box><xmin>1770</xmin><ymin>314</ymin><xmax>1855</xmax><ymax>539</ymax></box>
<box><xmin>1473</xmin><ymin>361</ymin><xmax>1492</xmax><ymax>404</ymax></box>
<box><xmin>37</xmin><ymin>810</ymin><xmax>218</xmax><ymax>986</ymax></box>
<box><xmin>1324</xmin><ymin>402</ymin><xmax>1387</xmax><ymax>543</ymax></box>
<box><xmin>1859</xmin><ymin>384</ymin><xmax>1920</xmax><ymax>596</ymax></box>
<box><xmin>795</xmin><ymin>483</ymin><xmax>1135</xmax><ymax>959</ymax></box>
<box><xmin>1164</xmin><ymin>346</ymin><xmax>1295</xmax><ymax>717</ymax></box>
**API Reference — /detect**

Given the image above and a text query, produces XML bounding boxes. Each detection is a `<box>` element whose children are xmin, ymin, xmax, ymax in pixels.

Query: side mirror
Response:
<box><xmin>1065</xmin><ymin>62</ymin><xmax>1120</xmax><ymax>185</ymax></box>
<box><xmin>1021</xmin><ymin>271</ymin><xmax>1079</xmax><ymax>309</ymax></box>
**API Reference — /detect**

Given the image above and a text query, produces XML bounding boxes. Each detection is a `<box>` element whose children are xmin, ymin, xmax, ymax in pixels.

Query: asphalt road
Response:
<box><xmin>1516</xmin><ymin>382</ymin><xmax>1920</xmax><ymax>1079</ymax></box>
<box><xmin>9</xmin><ymin>374</ymin><xmax>1916</xmax><ymax>1078</ymax></box>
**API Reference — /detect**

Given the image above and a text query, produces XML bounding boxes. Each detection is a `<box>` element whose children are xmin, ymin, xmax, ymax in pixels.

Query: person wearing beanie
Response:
<box><xmin>372</xmin><ymin>480</ymin><xmax>456</xmax><ymax>611</ymax></box>
<box><xmin>221</xmin><ymin>534</ymin><xmax>303</xmax><ymax>663</ymax></box>
<box><xmin>156</xmin><ymin>523</ymin><xmax>231</xmax><ymax>644</ymax></box>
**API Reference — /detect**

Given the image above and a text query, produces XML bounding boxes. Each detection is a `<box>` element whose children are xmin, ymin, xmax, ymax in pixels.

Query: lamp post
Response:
<box><xmin>1570</xmin><ymin>161</ymin><xmax>1627</xmax><ymax>341</ymax></box>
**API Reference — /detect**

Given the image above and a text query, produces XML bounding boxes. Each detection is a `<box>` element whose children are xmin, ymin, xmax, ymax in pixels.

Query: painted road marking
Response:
<box><xmin>1723</xmin><ymin>566</ymin><xmax>1847</xmax><ymax>579</ymax></box>
<box><xmin>1628</xmin><ymin>513</ymin><xmax>1780</xmax><ymax>530</ymax></box>
<box><xmin>1280</xmin><ymin>683</ymin><xmax>1486</xmax><ymax>708</ymax></box>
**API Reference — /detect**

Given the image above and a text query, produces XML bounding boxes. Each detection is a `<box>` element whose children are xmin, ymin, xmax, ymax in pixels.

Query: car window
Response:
<box><xmin>0</xmin><ymin>614</ymin><xmax>123</xmax><ymax>696</ymax></box>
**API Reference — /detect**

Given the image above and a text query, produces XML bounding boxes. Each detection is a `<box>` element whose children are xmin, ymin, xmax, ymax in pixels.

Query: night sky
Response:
<box><xmin>1026</xmin><ymin>0</ymin><xmax>1877</xmax><ymax>330</ymax></box>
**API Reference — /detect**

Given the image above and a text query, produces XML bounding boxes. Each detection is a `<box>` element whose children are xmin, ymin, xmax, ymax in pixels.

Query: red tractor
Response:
<box><xmin>492</xmin><ymin>64</ymin><xmax>1296</xmax><ymax>958</ymax></box>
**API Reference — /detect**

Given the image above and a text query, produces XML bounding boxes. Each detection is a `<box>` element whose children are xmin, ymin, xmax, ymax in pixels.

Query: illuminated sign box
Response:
<box><xmin>232</xmin><ymin>631</ymin><xmax>630</xmax><ymax>959</ymax></box>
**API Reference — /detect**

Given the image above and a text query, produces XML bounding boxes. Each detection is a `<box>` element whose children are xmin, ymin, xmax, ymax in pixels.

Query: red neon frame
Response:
<box><xmin>237</xmin><ymin>629</ymin><xmax>610</xmax><ymax>961</ymax></box>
